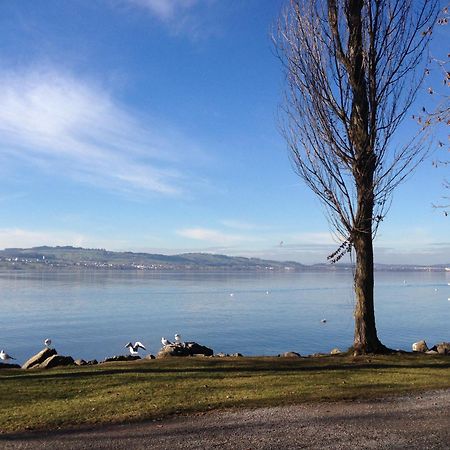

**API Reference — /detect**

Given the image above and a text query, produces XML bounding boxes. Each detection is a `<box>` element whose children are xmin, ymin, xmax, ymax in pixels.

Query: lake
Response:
<box><xmin>1</xmin><ymin>270</ymin><xmax>449</xmax><ymax>363</ymax></box>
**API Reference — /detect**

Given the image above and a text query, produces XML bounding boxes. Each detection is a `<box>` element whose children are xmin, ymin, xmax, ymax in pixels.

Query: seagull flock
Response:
<box><xmin>0</xmin><ymin>334</ymin><xmax>185</xmax><ymax>363</ymax></box>
<box><xmin>160</xmin><ymin>333</ymin><xmax>183</xmax><ymax>348</ymax></box>
<box><xmin>125</xmin><ymin>333</ymin><xmax>184</xmax><ymax>356</ymax></box>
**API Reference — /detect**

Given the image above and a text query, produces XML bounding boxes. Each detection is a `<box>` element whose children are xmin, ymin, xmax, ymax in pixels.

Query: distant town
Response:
<box><xmin>0</xmin><ymin>246</ymin><xmax>448</xmax><ymax>272</ymax></box>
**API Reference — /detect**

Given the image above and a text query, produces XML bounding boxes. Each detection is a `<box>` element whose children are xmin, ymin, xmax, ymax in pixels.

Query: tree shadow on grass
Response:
<box><xmin>2</xmin><ymin>388</ymin><xmax>449</xmax><ymax>443</ymax></box>
<box><xmin>1</xmin><ymin>358</ymin><xmax>450</xmax><ymax>382</ymax></box>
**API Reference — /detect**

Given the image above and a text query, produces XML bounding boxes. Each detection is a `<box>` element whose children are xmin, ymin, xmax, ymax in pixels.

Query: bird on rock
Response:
<box><xmin>161</xmin><ymin>337</ymin><xmax>172</xmax><ymax>347</ymax></box>
<box><xmin>44</xmin><ymin>338</ymin><xmax>52</xmax><ymax>348</ymax></box>
<box><xmin>174</xmin><ymin>333</ymin><xmax>182</xmax><ymax>345</ymax></box>
<box><xmin>125</xmin><ymin>342</ymin><xmax>146</xmax><ymax>356</ymax></box>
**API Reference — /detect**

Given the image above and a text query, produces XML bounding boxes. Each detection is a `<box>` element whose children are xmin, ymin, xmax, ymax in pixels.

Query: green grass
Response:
<box><xmin>1</xmin><ymin>354</ymin><xmax>449</xmax><ymax>434</ymax></box>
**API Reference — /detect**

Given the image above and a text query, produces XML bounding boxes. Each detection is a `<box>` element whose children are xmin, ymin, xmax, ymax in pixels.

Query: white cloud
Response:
<box><xmin>175</xmin><ymin>226</ymin><xmax>339</xmax><ymax>257</ymax></box>
<box><xmin>0</xmin><ymin>228</ymin><xmax>88</xmax><ymax>249</ymax></box>
<box><xmin>220</xmin><ymin>219</ymin><xmax>264</xmax><ymax>231</ymax></box>
<box><xmin>128</xmin><ymin>0</ymin><xmax>199</xmax><ymax>21</ymax></box>
<box><xmin>177</xmin><ymin>227</ymin><xmax>256</xmax><ymax>246</ymax></box>
<box><xmin>0</xmin><ymin>68</ymin><xmax>201</xmax><ymax>196</ymax></box>
<box><xmin>283</xmin><ymin>232</ymin><xmax>338</xmax><ymax>247</ymax></box>
<box><xmin>123</xmin><ymin>0</ymin><xmax>218</xmax><ymax>40</ymax></box>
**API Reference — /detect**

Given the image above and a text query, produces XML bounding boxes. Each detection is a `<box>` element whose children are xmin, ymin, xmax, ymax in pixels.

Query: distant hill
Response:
<box><xmin>0</xmin><ymin>246</ymin><xmax>305</xmax><ymax>271</ymax></box>
<box><xmin>0</xmin><ymin>246</ymin><xmax>447</xmax><ymax>272</ymax></box>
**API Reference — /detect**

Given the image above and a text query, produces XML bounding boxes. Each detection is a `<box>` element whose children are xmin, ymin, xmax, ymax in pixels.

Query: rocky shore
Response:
<box><xmin>1</xmin><ymin>338</ymin><xmax>449</xmax><ymax>371</ymax></box>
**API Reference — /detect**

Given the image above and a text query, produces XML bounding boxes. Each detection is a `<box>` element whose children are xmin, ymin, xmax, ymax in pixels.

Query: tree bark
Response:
<box><xmin>345</xmin><ymin>0</ymin><xmax>389</xmax><ymax>355</ymax></box>
<box><xmin>352</xmin><ymin>228</ymin><xmax>386</xmax><ymax>354</ymax></box>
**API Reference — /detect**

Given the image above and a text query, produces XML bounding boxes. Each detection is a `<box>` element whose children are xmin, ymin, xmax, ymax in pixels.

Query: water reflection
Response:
<box><xmin>0</xmin><ymin>270</ymin><xmax>448</xmax><ymax>362</ymax></box>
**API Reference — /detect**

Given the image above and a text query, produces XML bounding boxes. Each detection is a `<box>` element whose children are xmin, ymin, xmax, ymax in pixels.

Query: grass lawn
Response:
<box><xmin>1</xmin><ymin>354</ymin><xmax>449</xmax><ymax>434</ymax></box>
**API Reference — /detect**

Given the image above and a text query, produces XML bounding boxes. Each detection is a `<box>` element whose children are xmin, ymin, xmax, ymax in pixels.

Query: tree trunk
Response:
<box><xmin>344</xmin><ymin>0</ymin><xmax>388</xmax><ymax>355</ymax></box>
<box><xmin>352</xmin><ymin>229</ymin><xmax>388</xmax><ymax>354</ymax></box>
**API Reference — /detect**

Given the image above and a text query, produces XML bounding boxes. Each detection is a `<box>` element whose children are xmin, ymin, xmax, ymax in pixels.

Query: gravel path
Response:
<box><xmin>2</xmin><ymin>390</ymin><xmax>449</xmax><ymax>449</ymax></box>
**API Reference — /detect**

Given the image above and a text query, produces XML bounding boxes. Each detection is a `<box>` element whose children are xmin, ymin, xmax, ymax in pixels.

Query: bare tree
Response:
<box><xmin>275</xmin><ymin>0</ymin><xmax>438</xmax><ymax>354</ymax></box>
<box><xmin>421</xmin><ymin>5</ymin><xmax>449</xmax><ymax>215</ymax></box>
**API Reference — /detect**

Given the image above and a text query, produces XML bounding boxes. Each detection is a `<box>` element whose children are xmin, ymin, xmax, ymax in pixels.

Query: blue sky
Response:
<box><xmin>0</xmin><ymin>0</ymin><xmax>448</xmax><ymax>264</ymax></box>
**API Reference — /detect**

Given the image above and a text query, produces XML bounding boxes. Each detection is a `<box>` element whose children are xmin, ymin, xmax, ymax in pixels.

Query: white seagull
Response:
<box><xmin>0</xmin><ymin>350</ymin><xmax>15</xmax><ymax>362</ymax></box>
<box><xmin>44</xmin><ymin>338</ymin><xmax>52</xmax><ymax>348</ymax></box>
<box><xmin>125</xmin><ymin>341</ymin><xmax>146</xmax><ymax>356</ymax></box>
<box><xmin>174</xmin><ymin>333</ymin><xmax>182</xmax><ymax>345</ymax></box>
<box><xmin>161</xmin><ymin>337</ymin><xmax>172</xmax><ymax>347</ymax></box>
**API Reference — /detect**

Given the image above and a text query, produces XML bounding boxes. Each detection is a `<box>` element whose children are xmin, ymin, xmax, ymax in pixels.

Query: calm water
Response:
<box><xmin>1</xmin><ymin>270</ymin><xmax>449</xmax><ymax>363</ymax></box>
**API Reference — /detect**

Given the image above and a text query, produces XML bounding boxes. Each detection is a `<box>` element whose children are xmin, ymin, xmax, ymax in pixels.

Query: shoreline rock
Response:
<box><xmin>278</xmin><ymin>352</ymin><xmax>301</xmax><ymax>358</ymax></box>
<box><xmin>412</xmin><ymin>340</ymin><xmax>428</xmax><ymax>353</ymax></box>
<box><xmin>37</xmin><ymin>355</ymin><xmax>75</xmax><ymax>369</ymax></box>
<box><xmin>22</xmin><ymin>348</ymin><xmax>57</xmax><ymax>369</ymax></box>
<box><xmin>435</xmin><ymin>342</ymin><xmax>450</xmax><ymax>355</ymax></box>
<box><xmin>156</xmin><ymin>342</ymin><xmax>213</xmax><ymax>358</ymax></box>
<box><xmin>0</xmin><ymin>362</ymin><xmax>21</xmax><ymax>369</ymax></box>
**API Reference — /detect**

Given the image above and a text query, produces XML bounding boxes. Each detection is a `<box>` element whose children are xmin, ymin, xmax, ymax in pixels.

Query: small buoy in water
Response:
<box><xmin>435</xmin><ymin>288</ymin><xmax>438</xmax><ymax>292</ymax></box>
<box><xmin>321</xmin><ymin>319</ymin><xmax>327</xmax><ymax>323</ymax></box>
<box><xmin>265</xmin><ymin>291</ymin><xmax>269</xmax><ymax>295</ymax></box>
<box><xmin>230</xmin><ymin>293</ymin><xmax>234</xmax><ymax>297</ymax></box>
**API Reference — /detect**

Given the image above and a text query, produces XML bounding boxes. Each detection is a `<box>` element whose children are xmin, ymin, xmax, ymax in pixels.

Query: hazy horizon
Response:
<box><xmin>1</xmin><ymin>244</ymin><xmax>449</xmax><ymax>267</ymax></box>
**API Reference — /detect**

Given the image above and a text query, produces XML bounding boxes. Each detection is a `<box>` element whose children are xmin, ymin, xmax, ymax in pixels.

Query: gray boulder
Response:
<box><xmin>37</xmin><ymin>355</ymin><xmax>75</xmax><ymax>369</ymax></box>
<box><xmin>187</xmin><ymin>342</ymin><xmax>213</xmax><ymax>356</ymax></box>
<box><xmin>412</xmin><ymin>340</ymin><xmax>428</xmax><ymax>353</ymax></box>
<box><xmin>436</xmin><ymin>342</ymin><xmax>450</xmax><ymax>355</ymax></box>
<box><xmin>22</xmin><ymin>348</ymin><xmax>57</xmax><ymax>369</ymax></box>
<box><xmin>156</xmin><ymin>342</ymin><xmax>213</xmax><ymax>358</ymax></box>
<box><xmin>279</xmin><ymin>352</ymin><xmax>301</xmax><ymax>358</ymax></box>
<box><xmin>144</xmin><ymin>354</ymin><xmax>156</xmax><ymax>360</ymax></box>
<box><xmin>330</xmin><ymin>348</ymin><xmax>342</xmax><ymax>355</ymax></box>
<box><xmin>74</xmin><ymin>359</ymin><xmax>87</xmax><ymax>366</ymax></box>
<box><xmin>87</xmin><ymin>359</ymin><xmax>98</xmax><ymax>365</ymax></box>
<box><xmin>156</xmin><ymin>345</ymin><xmax>185</xmax><ymax>358</ymax></box>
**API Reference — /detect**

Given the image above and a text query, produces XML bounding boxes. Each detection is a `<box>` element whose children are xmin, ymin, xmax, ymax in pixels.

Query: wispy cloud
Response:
<box><xmin>175</xmin><ymin>226</ymin><xmax>339</xmax><ymax>258</ymax></box>
<box><xmin>282</xmin><ymin>232</ymin><xmax>338</xmax><ymax>247</ymax></box>
<box><xmin>128</xmin><ymin>0</ymin><xmax>199</xmax><ymax>21</ymax></box>
<box><xmin>0</xmin><ymin>228</ymin><xmax>88</xmax><ymax>249</ymax></box>
<box><xmin>123</xmin><ymin>0</ymin><xmax>219</xmax><ymax>40</ymax></box>
<box><xmin>220</xmin><ymin>219</ymin><xmax>266</xmax><ymax>231</ymax></box>
<box><xmin>0</xmin><ymin>67</ymin><xmax>202</xmax><ymax>196</ymax></box>
<box><xmin>177</xmin><ymin>227</ymin><xmax>258</xmax><ymax>246</ymax></box>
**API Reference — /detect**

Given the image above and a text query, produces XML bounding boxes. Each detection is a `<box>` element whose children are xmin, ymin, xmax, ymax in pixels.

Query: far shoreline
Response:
<box><xmin>0</xmin><ymin>265</ymin><xmax>449</xmax><ymax>273</ymax></box>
